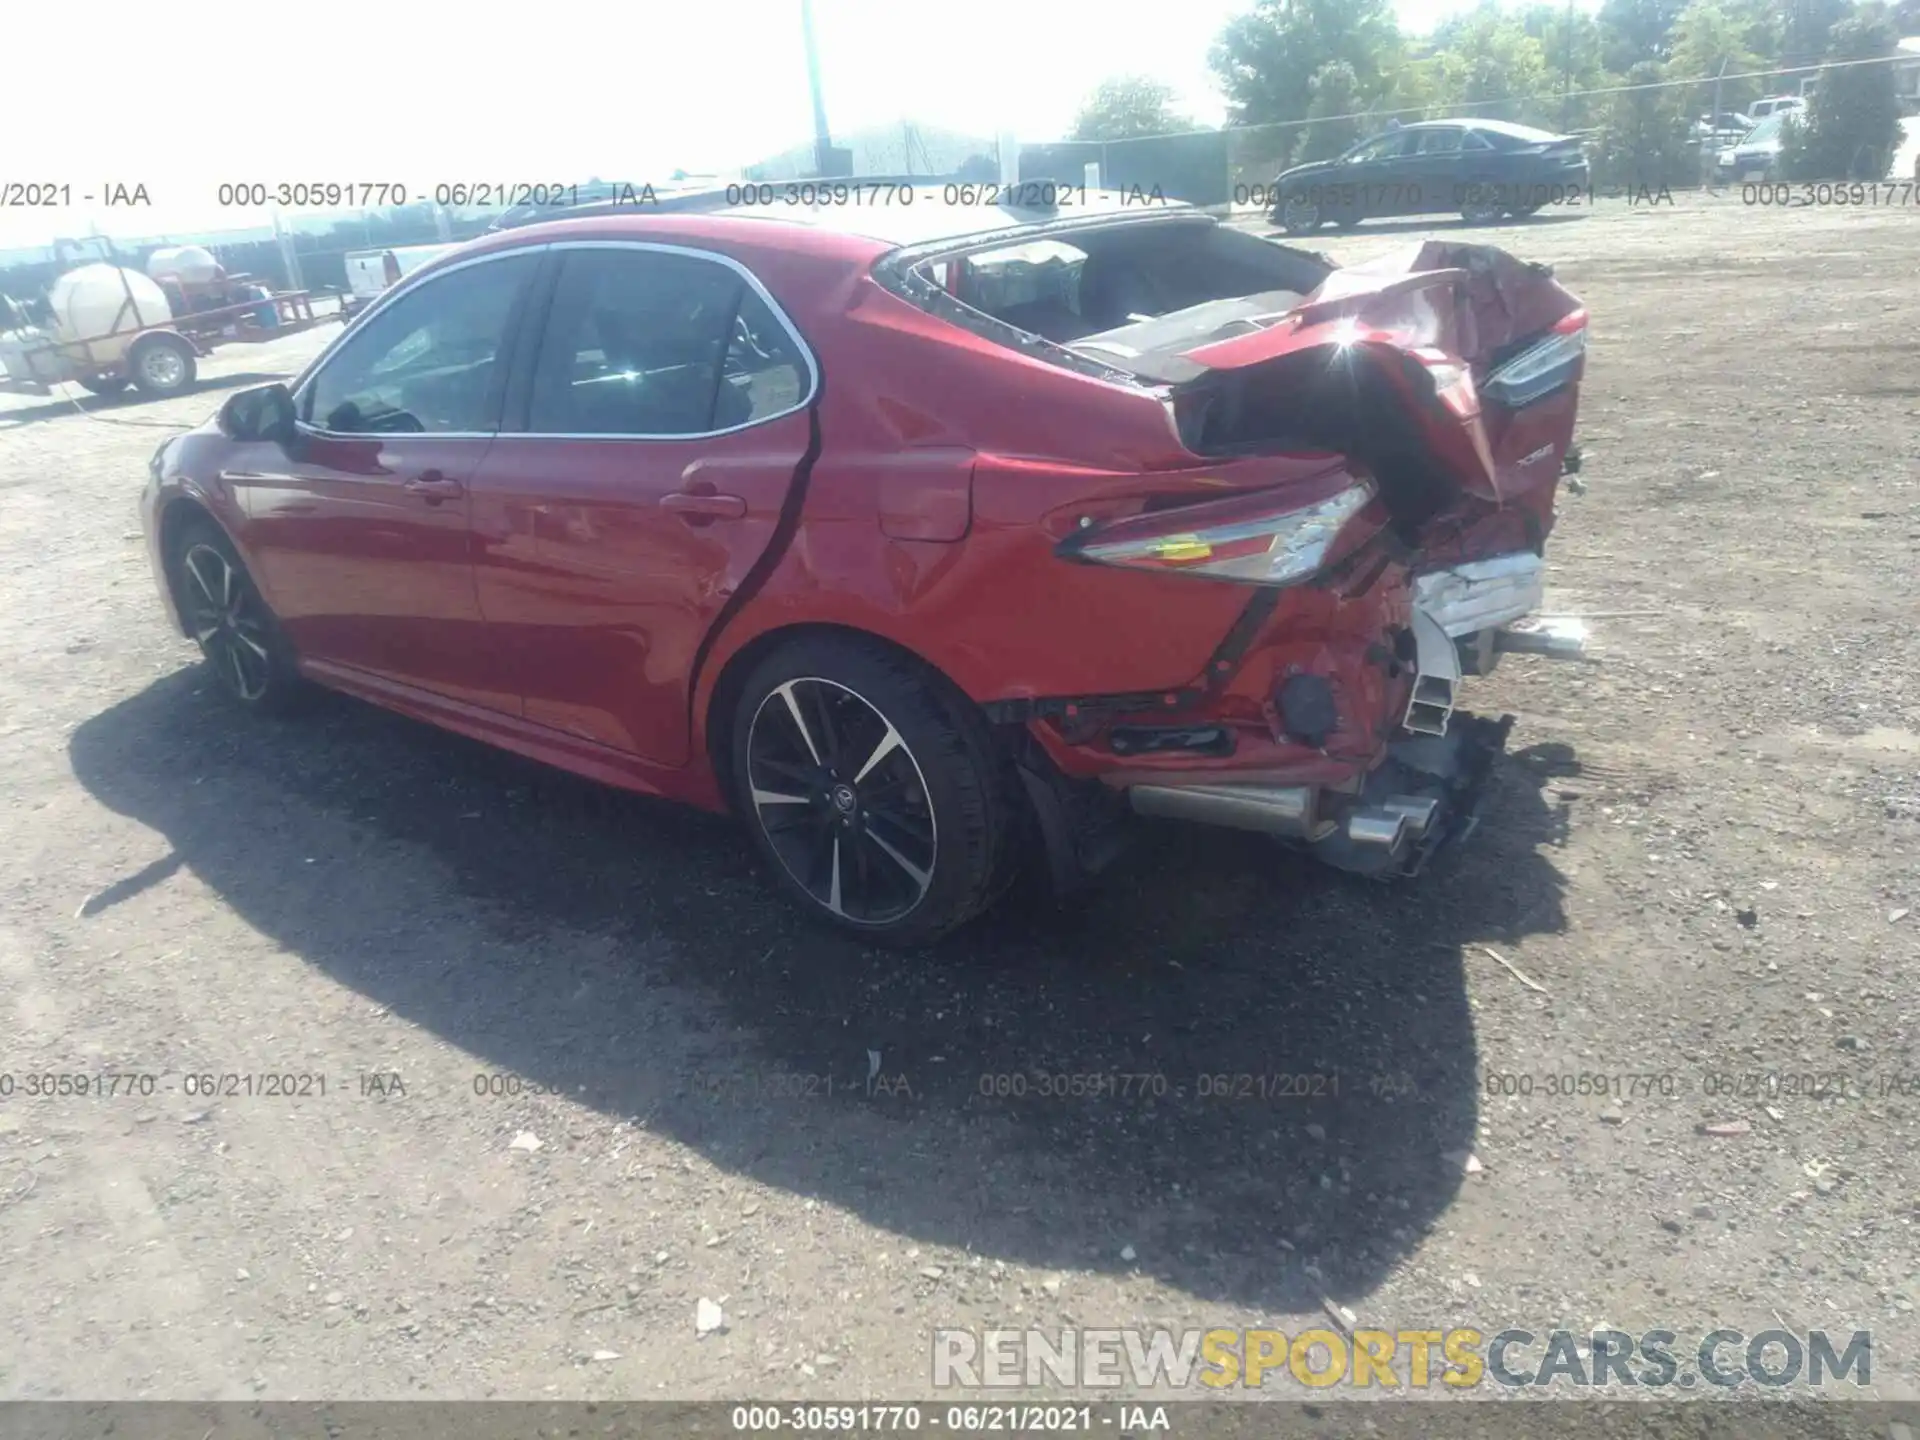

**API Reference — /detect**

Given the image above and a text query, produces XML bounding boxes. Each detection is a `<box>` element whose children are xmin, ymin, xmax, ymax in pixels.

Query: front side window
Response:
<box><xmin>527</xmin><ymin>249</ymin><xmax>806</xmax><ymax>437</ymax></box>
<box><xmin>301</xmin><ymin>253</ymin><xmax>535</xmax><ymax>434</ymax></box>
<box><xmin>1349</xmin><ymin>132</ymin><xmax>1415</xmax><ymax>163</ymax></box>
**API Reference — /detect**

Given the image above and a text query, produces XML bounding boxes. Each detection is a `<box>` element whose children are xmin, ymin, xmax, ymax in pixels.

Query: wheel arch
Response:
<box><xmin>155</xmin><ymin>493</ymin><xmax>244</xmax><ymax>635</ymax></box>
<box><xmin>701</xmin><ymin>620</ymin><xmax>983</xmax><ymax>813</ymax></box>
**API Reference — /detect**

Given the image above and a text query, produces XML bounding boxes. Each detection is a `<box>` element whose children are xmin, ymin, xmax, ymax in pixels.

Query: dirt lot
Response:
<box><xmin>0</xmin><ymin>193</ymin><xmax>1916</xmax><ymax>1407</ymax></box>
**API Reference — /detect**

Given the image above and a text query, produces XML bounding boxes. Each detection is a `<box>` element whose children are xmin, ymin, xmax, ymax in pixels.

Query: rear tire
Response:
<box><xmin>129</xmin><ymin>334</ymin><xmax>198</xmax><ymax>398</ymax></box>
<box><xmin>167</xmin><ymin>518</ymin><xmax>305</xmax><ymax>714</ymax></box>
<box><xmin>729</xmin><ymin>635</ymin><xmax>1018</xmax><ymax>946</ymax></box>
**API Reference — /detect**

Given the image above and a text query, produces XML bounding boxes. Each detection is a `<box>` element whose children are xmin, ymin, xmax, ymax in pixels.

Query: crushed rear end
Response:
<box><xmin>881</xmin><ymin>217</ymin><xmax>1591</xmax><ymax>881</ymax></box>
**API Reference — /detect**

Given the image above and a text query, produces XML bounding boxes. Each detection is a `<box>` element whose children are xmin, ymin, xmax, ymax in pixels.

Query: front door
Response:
<box><xmin>238</xmin><ymin>250</ymin><xmax>538</xmax><ymax>712</ymax></box>
<box><xmin>469</xmin><ymin>243</ymin><xmax>817</xmax><ymax>765</ymax></box>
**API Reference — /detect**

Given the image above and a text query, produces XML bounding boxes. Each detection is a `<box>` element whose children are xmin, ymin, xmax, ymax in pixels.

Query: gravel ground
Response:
<box><xmin>0</xmin><ymin>193</ymin><xmax>1915</xmax><ymax>1410</ymax></box>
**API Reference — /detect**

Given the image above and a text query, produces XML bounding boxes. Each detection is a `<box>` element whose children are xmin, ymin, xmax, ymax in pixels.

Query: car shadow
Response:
<box><xmin>0</xmin><ymin>371</ymin><xmax>291</xmax><ymax>428</ymax></box>
<box><xmin>68</xmin><ymin>665</ymin><xmax>1572</xmax><ymax>1311</ymax></box>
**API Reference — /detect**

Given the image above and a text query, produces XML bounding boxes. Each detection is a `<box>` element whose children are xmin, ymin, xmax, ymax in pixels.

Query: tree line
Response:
<box><xmin>1072</xmin><ymin>0</ymin><xmax>1914</xmax><ymax>183</ymax></box>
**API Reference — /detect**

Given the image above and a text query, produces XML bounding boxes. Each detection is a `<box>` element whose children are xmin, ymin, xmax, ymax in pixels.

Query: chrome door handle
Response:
<box><xmin>660</xmin><ymin>490</ymin><xmax>747</xmax><ymax>521</ymax></box>
<box><xmin>405</xmin><ymin>472</ymin><xmax>465</xmax><ymax>501</ymax></box>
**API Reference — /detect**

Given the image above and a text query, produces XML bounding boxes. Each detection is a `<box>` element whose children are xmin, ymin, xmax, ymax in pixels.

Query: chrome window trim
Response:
<box><xmin>293</xmin><ymin>246</ymin><xmax>547</xmax><ymax>441</ymax></box>
<box><xmin>493</xmin><ymin>239</ymin><xmax>821</xmax><ymax>443</ymax></box>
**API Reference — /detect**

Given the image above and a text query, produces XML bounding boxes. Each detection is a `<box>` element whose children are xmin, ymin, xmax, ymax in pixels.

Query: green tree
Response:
<box><xmin>1780</xmin><ymin>8</ymin><xmax>1904</xmax><ymax>177</ymax></box>
<box><xmin>1596</xmin><ymin>58</ymin><xmax>1695</xmax><ymax>185</ymax></box>
<box><xmin>1432</xmin><ymin>5</ymin><xmax>1558</xmax><ymax>118</ymax></box>
<box><xmin>1070</xmin><ymin>76</ymin><xmax>1192</xmax><ymax>141</ymax></box>
<box><xmin>1667</xmin><ymin>0</ymin><xmax>1766</xmax><ymax>110</ymax></box>
<box><xmin>1211</xmin><ymin>0</ymin><xmax>1402</xmax><ymax>127</ymax></box>
<box><xmin>1781</xmin><ymin>0</ymin><xmax>1851</xmax><ymax>66</ymax></box>
<box><xmin>1301</xmin><ymin>60</ymin><xmax>1368</xmax><ymax>158</ymax></box>
<box><xmin>1599</xmin><ymin>0</ymin><xmax>1687</xmax><ymax>69</ymax></box>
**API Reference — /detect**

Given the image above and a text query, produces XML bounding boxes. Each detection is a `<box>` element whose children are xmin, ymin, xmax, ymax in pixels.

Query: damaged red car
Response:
<box><xmin>140</xmin><ymin>192</ymin><xmax>1590</xmax><ymax>943</ymax></box>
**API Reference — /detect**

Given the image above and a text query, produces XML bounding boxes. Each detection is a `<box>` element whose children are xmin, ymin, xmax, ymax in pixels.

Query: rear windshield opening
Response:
<box><xmin>902</xmin><ymin>220</ymin><xmax>1334</xmax><ymax>377</ymax></box>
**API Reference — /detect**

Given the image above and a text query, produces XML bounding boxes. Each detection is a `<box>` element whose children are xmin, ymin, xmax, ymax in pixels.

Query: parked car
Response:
<box><xmin>142</xmin><ymin>193</ymin><xmax>1590</xmax><ymax>943</ymax></box>
<box><xmin>1746</xmin><ymin>95</ymin><xmax>1806</xmax><ymax>122</ymax></box>
<box><xmin>341</xmin><ymin>244</ymin><xmax>458</xmax><ymax>317</ymax></box>
<box><xmin>1267</xmin><ymin>119</ymin><xmax>1591</xmax><ymax>233</ymax></box>
<box><xmin>1691</xmin><ymin>111</ymin><xmax>1755</xmax><ymax>145</ymax></box>
<box><xmin>1716</xmin><ymin>111</ymin><xmax>1795</xmax><ymax>182</ymax></box>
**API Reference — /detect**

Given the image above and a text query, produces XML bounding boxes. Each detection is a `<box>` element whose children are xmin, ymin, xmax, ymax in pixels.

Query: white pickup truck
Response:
<box><xmin>341</xmin><ymin>243</ymin><xmax>459</xmax><ymax>316</ymax></box>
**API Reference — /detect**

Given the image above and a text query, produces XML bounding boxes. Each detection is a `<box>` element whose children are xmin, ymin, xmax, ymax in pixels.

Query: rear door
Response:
<box><xmin>1399</xmin><ymin>125</ymin><xmax>1467</xmax><ymax>215</ymax></box>
<box><xmin>468</xmin><ymin>242</ymin><xmax>817</xmax><ymax>765</ymax></box>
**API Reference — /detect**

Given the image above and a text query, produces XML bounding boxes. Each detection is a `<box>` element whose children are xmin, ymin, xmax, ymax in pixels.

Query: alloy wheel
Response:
<box><xmin>1279</xmin><ymin>194</ymin><xmax>1321</xmax><ymax>232</ymax></box>
<box><xmin>745</xmin><ymin>677</ymin><xmax>938</xmax><ymax>926</ymax></box>
<box><xmin>179</xmin><ymin>542</ymin><xmax>274</xmax><ymax>702</ymax></box>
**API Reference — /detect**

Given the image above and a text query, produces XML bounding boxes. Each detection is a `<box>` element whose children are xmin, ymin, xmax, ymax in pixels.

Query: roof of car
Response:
<box><xmin>476</xmin><ymin>186</ymin><xmax>1202</xmax><ymax>257</ymax></box>
<box><xmin>1418</xmin><ymin>117</ymin><xmax>1567</xmax><ymax>142</ymax></box>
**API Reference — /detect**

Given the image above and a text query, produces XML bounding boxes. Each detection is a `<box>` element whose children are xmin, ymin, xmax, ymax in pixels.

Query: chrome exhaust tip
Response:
<box><xmin>1380</xmin><ymin>795</ymin><xmax>1440</xmax><ymax>840</ymax></box>
<box><xmin>1494</xmin><ymin>615</ymin><xmax>1590</xmax><ymax>662</ymax></box>
<box><xmin>1346</xmin><ymin>809</ymin><xmax>1410</xmax><ymax>850</ymax></box>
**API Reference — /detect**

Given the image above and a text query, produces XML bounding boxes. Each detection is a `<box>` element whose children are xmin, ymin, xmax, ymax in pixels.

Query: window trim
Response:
<box><xmin>495</xmin><ymin>240</ymin><xmax>821</xmax><ymax>443</ymax></box>
<box><xmin>292</xmin><ymin>247</ymin><xmax>545</xmax><ymax>440</ymax></box>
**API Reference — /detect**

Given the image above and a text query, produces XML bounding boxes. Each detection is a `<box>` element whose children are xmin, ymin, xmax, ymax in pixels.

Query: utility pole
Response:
<box><xmin>801</xmin><ymin>0</ymin><xmax>833</xmax><ymax>175</ymax></box>
<box><xmin>1561</xmin><ymin>0</ymin><xmax>1575</xmax><ymax>130</ymax></box>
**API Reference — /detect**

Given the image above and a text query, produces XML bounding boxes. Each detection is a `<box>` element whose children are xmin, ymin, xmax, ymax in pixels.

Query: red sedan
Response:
<box><xmin>141</xmin><ymin>191</ymin><xmax>1590</xmax><ymax>943</ymax></box>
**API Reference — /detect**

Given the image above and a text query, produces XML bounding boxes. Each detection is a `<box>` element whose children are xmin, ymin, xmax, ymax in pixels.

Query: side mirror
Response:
<box><xmin>217</xmin><ymin>382</ymin><xmax>297</xmax><ymax>446</ymax></box>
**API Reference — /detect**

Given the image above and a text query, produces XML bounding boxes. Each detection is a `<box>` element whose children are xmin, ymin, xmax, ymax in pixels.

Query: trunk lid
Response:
<box><xmin>1073</xmin><ymin>241</ymin><xmax>1586</xmax><ymax>556</ymax></box>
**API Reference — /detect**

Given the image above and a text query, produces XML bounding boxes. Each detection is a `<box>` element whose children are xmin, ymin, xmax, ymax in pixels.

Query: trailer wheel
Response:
<box><xmin>129</xmin><ymin>335</ymin><xmax>198</xmax><ymax>397</ymax></box>
<box><xmin>76</xmin><ymin>376</ymin><xmax>129</xmax><ymax>396</ymax></box>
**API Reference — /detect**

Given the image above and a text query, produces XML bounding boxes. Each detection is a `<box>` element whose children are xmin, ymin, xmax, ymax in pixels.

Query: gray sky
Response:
<box><xmin>3</xmin><ymin>0</ymin><xmax>1581</xmax><ymax>248</ymax></box>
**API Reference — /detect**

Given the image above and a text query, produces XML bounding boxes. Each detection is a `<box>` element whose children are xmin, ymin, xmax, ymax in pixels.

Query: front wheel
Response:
<box><xmin>168</xmin><ymin>519</ymin><xmax>304</xmax><ymax>713</ymax></box>
<box><xmin>729</xmin><ymin>637</ymin><xmax>1018</xmax><ymax>945</ymax></box>
<box><xmin>1275</xmin><ymin>193</ymin><xmax>1323</xmax><ymax>234</ymax></box>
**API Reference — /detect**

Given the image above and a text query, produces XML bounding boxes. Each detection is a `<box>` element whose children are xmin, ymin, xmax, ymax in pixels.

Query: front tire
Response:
<box><xmin>729</xmin><ymin>636</ymin><xmax>1017</xmax><ymax>945</ymax></box>
<box><xmin>168</xmin><ymin>518</ymin><xmax>304</xmax><ymax>713</ymax></box>
<box><xmin>1275</xmin><ymin>193</ymin><xmax>1324</xmax><ymax>234</ymax></box>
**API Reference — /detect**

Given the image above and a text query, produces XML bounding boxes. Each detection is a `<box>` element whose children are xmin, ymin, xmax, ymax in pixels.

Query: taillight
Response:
<box><xmin>1057</xmin><ymin>482</ymin><xmax>1374</xmax><ymax>586</ymax></box>
<box><xmin>1482</xmin><ymin>309</ymin><xmax>1587</xmax><ymax>408</ymax></box>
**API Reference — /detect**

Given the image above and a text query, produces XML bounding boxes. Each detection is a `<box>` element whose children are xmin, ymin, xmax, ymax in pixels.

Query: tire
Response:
<box><xmin>168</xmin><ymin>517</ymin><xmax>305</xmax><ymax>714</ymax></box>
<box><xmin>1459</xmin><ymin>180</ymin><xmax>1506</xmax><ymax>224</ymax></box>
<box><xmin>729</xmin><ymin>635</ymin><xmax>1019</xmax><ymax>945</ymax></box>
<box><xmin>1275</xmin><ymin>193</ymin><xmax>1323</xmax><ymax>234</ymax></box>
<box><xmin>129</xmin><ymin>334</ymin><xmax>198</xmax><ymax>398</ymax></box>
<box><xmin>77</xmin><ymin>375</ymin><xmax>129</xmax><ymax>396</ymax></box>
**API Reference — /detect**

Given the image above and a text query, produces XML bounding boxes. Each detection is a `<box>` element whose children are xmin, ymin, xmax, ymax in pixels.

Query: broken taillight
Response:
<box><xmin>1482</xmin><ymin>309</ymin><xmax>1588</xmax><ymax>409</ymax></box>
<box><xmin>1058</xmin><ymin>482</ymin><xmax>1374</xmax><ymax>585</ymax></box>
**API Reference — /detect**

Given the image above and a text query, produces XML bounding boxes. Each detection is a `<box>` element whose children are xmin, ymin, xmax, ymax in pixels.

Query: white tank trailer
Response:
<box><xmin>0</xmin><ymin>263</ymin><xmax>188</xmax><ymax>396</ymax></box>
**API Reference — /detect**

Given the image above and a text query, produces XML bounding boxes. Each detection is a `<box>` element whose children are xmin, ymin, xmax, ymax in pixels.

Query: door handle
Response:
<box><xmin>405</xmin><ymin>471</ymin><xmax>465</xmax><ymax>502</ymax></box>
<box><xmin>660</xmin><ymin>490</ymin><xmax>747</xmax><ymax>521</ymax></box>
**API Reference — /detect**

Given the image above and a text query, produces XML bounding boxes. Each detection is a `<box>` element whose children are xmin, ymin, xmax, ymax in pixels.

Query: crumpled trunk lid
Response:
<box><xmin>1138</xmin><ymin>241</ymin><xmax>1586</xmax><ymax>554</ymax></box>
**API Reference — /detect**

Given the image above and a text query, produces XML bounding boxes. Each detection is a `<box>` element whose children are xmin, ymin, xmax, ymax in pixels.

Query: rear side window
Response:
<box><xmin>301</xmin><ymin>252</ymin><xmax>535</xmax><ymax>434</ymax></box>
<box><xmin>526</xmin><ymin>249</ymin><xmax>809</xmax><ymax>436</ymax></box>
<box><xmin>1416</xmin><ymin>127</ymin><xmax>1464</xmax><ymax>154</ymax></box>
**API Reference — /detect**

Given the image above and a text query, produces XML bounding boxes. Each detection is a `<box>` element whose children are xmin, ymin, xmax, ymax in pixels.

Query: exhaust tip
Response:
<box><xmin>1346</xmin><ymin>810</ymin><xmax>1409</xmax><ymax>850</ymax></box>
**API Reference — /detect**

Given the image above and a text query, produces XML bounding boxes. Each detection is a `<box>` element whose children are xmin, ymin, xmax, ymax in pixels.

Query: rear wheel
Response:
<box><xmin>129</xmin><ymin>334</ymin><xmax>198</xmax><ymax>398</ymax></box>
<box><xmin>168</xmin><ymin>518</ymin><xmax>304</xmax><ymax>713</ymax></box>
<box><xmin>730</xmin><ymin>636</ymin><xmax>1017</xmax><ymax>945</ymax></box>
<box><xmin>1459</xmin><ymin>182</ymin><xmax>1506</xmax><ymax>224</ymax></box>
